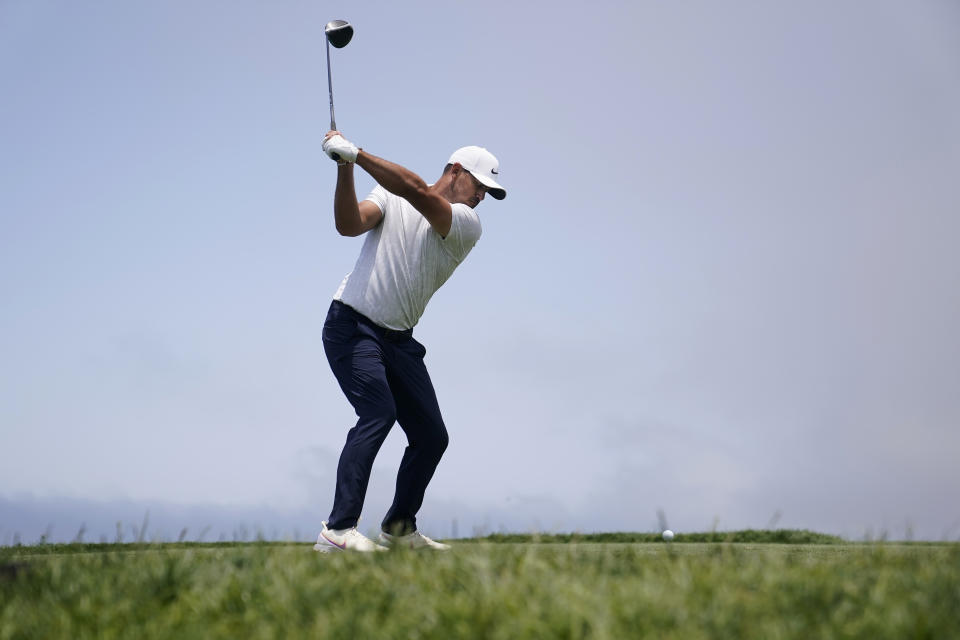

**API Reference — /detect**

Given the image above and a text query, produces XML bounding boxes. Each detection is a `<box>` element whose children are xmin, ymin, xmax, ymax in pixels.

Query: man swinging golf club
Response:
<box><xmin>313</xmin><ymin>130</ymin><xmax>506</xmax><ymax>552</ymax></box>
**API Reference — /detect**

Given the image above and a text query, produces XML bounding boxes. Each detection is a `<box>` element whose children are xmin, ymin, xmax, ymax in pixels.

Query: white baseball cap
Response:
<box><xmin>448</xmin><ymin>146</ymin><xmax>506</xmax><ymax>200</ymax></box>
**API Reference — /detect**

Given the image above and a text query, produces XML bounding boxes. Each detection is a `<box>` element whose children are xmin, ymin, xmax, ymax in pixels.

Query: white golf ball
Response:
<box><xmin>662</xmin><ymin>529</ymin><xmax>675</xmax><ymax>541</ymax></box>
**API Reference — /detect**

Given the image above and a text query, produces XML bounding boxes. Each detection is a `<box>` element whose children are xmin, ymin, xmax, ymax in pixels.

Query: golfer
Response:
<box><xmin>313</xmin><ymin>131</ymin><xmax>506</xmax><ymax>552</ymax></box>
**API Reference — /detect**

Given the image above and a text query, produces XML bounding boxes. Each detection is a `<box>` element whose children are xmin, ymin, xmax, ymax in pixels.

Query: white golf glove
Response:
<box><xmin>323</xmin><ymin>134</ymin><xmax>360</xmax><ymax>163</ymax></box>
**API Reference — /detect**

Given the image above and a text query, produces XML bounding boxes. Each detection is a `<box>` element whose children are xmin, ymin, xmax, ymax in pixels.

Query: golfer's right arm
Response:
<box><xmin>333</xmin><ymin>163</ymin><xmax>383</xmax><ymax>237</ymax></box>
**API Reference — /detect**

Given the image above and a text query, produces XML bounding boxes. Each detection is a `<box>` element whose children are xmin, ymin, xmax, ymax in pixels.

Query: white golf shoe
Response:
<box><xmin>314</xmin><ymin>521</ymin><xmax>388</xmax><ymax>553</ymax></box>
<box><xmin>378</xmin><ymin>530</ymin><xmax>451</xmax><ymax>551</ymax></box>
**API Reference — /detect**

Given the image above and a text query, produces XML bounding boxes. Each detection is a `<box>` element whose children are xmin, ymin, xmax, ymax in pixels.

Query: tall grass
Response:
<box><xmin>2</xmin><ymin>539</ymin><xmax>958</xmax><ymax>638</ymax></box>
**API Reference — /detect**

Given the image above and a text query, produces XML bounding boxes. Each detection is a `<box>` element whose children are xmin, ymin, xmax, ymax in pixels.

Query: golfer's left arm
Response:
<box><xmin>355</xmin><ymin>151</ymin><xmax>452</xmax><ymax>237</ymax></box>
<box><xmin>322</xmin><ymin>131</ymin><xmax>452</xmax><ymax>237</ymax></box>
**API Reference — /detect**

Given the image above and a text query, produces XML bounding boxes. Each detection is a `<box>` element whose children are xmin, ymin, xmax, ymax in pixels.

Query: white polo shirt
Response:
<box><xmin>333</xmin><ymin>185</ymin><xmax>482</xmax><ymax>330</ymax></box>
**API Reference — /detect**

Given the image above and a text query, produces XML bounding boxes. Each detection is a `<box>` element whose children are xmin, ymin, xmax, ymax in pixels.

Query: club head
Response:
<box><xmin>325</xmin><ymin>20</ymin><xmax>353</xmax><ymax>49</ymax></box>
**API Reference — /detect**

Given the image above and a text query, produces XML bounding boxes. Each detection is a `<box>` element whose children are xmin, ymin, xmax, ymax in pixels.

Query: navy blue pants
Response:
<box><xmin>322</xmin><ymin>300</ymin><xmax>449</xmax><ymax>534</ymax></box>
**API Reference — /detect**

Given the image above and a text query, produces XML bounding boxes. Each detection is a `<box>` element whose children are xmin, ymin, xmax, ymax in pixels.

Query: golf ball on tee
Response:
<box><xmin>662</xmin><ymin>529</ymin><xmax>675</xmax><ymax>541</ymax></box>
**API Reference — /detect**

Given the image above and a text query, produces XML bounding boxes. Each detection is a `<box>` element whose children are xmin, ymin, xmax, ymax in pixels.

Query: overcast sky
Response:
<box><xmin>2</xmin><ymin>0</ymin><xmax>959</xmax><ymax>543</ymax></box>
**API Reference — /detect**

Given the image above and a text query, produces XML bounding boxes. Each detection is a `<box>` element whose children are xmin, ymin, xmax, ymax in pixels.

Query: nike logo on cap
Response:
<box><xmin>491</xmin><ymin>168</ymin><xmax>499</xmax><ymax>175</ymax></box>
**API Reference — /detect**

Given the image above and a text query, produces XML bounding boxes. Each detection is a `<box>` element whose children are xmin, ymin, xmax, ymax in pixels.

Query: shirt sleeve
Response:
<box><xmin>440</xmin><ymin>203</ymin><xmax>483</xmax><ymax>262</ymax></box>
<box><xmin>363</xmin><ymin>185</ymin><xmax>389</xmax><ymax>215</ymax></box>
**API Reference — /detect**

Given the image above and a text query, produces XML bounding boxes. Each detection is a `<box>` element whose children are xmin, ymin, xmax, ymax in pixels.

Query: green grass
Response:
<box><xmin>1</xmin><ymin>535</ymin><xmax>958</xmax><ymax>639</ymax></box>
<box><xmin>467</xmin><ymin>528</ymin><xmax>845</xmax><ymax>545</ymax></box>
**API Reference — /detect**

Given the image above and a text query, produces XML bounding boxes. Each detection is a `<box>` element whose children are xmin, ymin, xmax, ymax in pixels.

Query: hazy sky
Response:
<box><xmin>2</xmin><ymin>0</ymin><xmax>959</xmax><ymax>543</ymax></box>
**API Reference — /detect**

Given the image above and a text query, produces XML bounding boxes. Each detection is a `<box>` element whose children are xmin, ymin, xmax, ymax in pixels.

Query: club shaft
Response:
<box><xmin>326</xmin><ymin>38</ymin><xmax>336</xmax><ymax>130</ymax></box>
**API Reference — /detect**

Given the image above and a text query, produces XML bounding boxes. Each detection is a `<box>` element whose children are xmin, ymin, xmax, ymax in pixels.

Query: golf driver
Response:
<box><xmin>324</xmin><ymin>19</ymin><xmax>353</xmax><ymax>133</ymax></box>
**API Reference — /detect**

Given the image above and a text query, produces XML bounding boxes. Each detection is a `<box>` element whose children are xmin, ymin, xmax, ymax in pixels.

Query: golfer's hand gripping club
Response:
<box><xmin>323</xmin><ymin>132</ymin><xmax>360</xmax><ymax>164</ymax></box>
